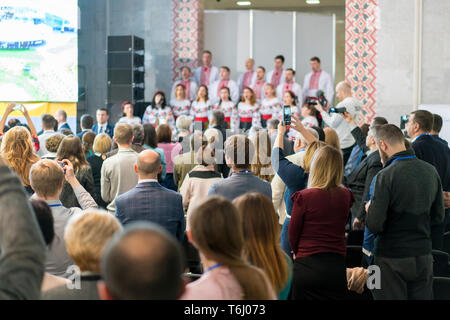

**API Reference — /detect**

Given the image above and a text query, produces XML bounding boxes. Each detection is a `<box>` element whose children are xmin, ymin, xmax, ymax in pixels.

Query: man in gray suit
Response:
<box><xmin>208</xmin><ymin>134</ymin><xmax>272</xmax><ymax>200</ymax></box>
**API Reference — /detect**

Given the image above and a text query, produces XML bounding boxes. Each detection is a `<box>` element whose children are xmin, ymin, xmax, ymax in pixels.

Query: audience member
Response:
<box><xmin>77</xmin><ymin>114</ymin><xmax>94</xmax><ymax>140</ymax></box>
<box><xmin>87</xmin><ymin>133</ymin><xmax>113</xmax><ymax>209</ymax></box>
<box><xmin>115</xmin><ymin>150</ymin><xmax>185</xmax><ymax>242</ymax></box>
<box><xmin>54</xmin><ymin>110</ymin><xmax>71</xmax><ymax>131</ymax></box>
<box><xmin>430</xmin><ymin>113</ymin><xmax>448</xmax><ymax>146</ymax></box>
<box><xmin>208</xmin><ymin>135</ymin><xmax>272</xmax><ymax>200</ymax></box>
<box><xmin>324</xmin><ymin>127</ymin><xmax>341</xmax><ymax>151</ymax></box>
<box><xmin>108</xmin><ymin>123</ymin><xmax>145</xmax><ymax>157</ymax></box>
<box><xmin>143</xmin><ymin>124</ymin><xmax>167</xmax><ymax>181</ymax></box>
<box><xmin>0</xmin><ymin>156</ymin><xmax>46</xmax><ymax>299</ymax></box>
<box><xmin>366</xmin><ymin>124</ymin><xmax>445</xmax><ymax>300</ymax></box>
<box><xmin>30</xmin><ymin>159</ymin><xmax>97</xmax><ymax>277</ymax></box>
<box><xmin>92</xmin><ymin>108</ymin><xmax>114</xmax><ymax>138</ymax></box>
<box><xmin>233</xmin><ymin>193</ymin><xmax>292</xmax><ymax>300</ymax></box>
<box><xmin>175</xmin><ymin>115</ymin><xmax>192</xmax><ymax>143</ymax></box>
<box><xmin>98</xmin><ymin>223</ymin><xmax>185</xmax><ymax>300</ymax></box>
<box><xmin>343</xmin><ymin>115</ymin><xmax>388</xmax><ymax>153</ymax></box>
<box><xmin>57</xmin><ymin>136</ymin><xmax>96</xmax><ymax>208</ymax></box>
<box><xmin>101</xmin><ymin>123</ymin><xmax>139</xmax><ymax>213</ymax></box>
<box><xmin>37</xmin><ymin>114</ymin><xmax>57</xmax><ymax>157</ymax></box>
<box><xmin>267</xmin><ymin>119</ymin><xmax>294</xmax><ymax>156</ymax></box>
<box><xmin>181</xmin><ymin>196</ymin><xmax>276</xmax><ymax>300</ymax></box>
<box><xmin>43</xmin><ymin>210</ymin><xmax>121</xmax><ymax>300</ymax></box>
<box><xmin>82</xmin><ymin>131</ymin><xmax>96</xmax><ymax>158</ymax></box>
<box><xmin>157</xmin><ymin>124</ymin><xmax>182</xmax><ymax>191</ymax></box>
<box><xmin>42</xmin><ymin>133</ymin><xmax>64</xmax><ymax>160</ymax></box>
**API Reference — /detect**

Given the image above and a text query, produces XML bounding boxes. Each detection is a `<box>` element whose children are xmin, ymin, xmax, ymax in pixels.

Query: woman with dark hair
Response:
<box><xmin>82</xmin><ymin>131</ymin><xmax>96</xmax><ymax>158</ymax></box>
<box><xmin>181</xmin><ymin>196</ymin><xmax>276</xmax><ymax>300</ymax></box>
<box><xmin>142</xmin><ymin>91</ymin><xmax>176</xmax><ymax>132</ymax></box>
<box><xmin>116</xmin><ymin>101</ymin><xmax>142</xmax><ymax>125</ymax></box>
<box><xmin>157</xmin><ymin>124</ymin><xmax>182</xmax><ymax>191</ymax></box>
<box><xmin>143</xmin><ymin>124</ymin><xmax>167</xmax><ymax>181</ymax></box>
<box><xmin>57</xmin><ymin>136</ymin><xmax>96</xmax><ymax>208</ymax></box>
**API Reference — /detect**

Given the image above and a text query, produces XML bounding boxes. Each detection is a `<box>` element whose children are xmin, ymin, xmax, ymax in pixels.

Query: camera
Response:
<box><xmin>329</xmin><ymin>107</ymin><xmax>347</xmax><ymax>114</ymax></box>
<box><xmin>283</xmin><ymin>105</ymin><xmax>292</xmax><ymax>126</ymax></box>
<box><xmin>400</xmin><ymin>115</ymin><xmax>408</xmax><ymax>130</ymax></box>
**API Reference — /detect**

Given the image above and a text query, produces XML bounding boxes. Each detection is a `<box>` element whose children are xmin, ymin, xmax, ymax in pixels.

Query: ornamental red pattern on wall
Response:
<box><xmin>172</xmin><ymin>0</ymin><xmax>204</xmax><ymax>82</ymax></box>
<box><xmin>345</xmin><ymin>0</ymin><xmax>378</xmax><ymax>124</ymax></box>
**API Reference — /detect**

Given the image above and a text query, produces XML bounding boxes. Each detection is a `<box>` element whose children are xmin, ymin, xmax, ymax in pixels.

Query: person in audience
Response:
<box><xmin>37</xmin><ymin>114</ymin><xmax>57</xmax><ymax>157</ymax></box>
<box><xmin>87</xmin><ymin>133</ymin><xmax>112</xmax><ymax>209</ymax></box>
<box><xmin>174</xmin><ymin>131</ymin><xmax>207</xmax><ymax>190</ymax></box>
<box><xmin>343</xmin><ymin>115</ymin><xmax>388</xmax><ymax>154</ymax></box>
<box><xmin>143</xmin><ymin>91</ymin><xmax>176</xmax><ymax>131</ymax></box>
<box><xmin>143</xmin><ymin>124</ymin><xmax>167</xmax><ymax>181</ymax></box>
<box><xmin>55</xmin><ymin>110</ymin><xmax>72</xmax><ymax>131</ymax></box>
<box><xmin>324</xmin><ymin>127</ymin><xmax>341</xmax><ymax>151</ymax></box>
<box><xmin>0</xmin><ymin>126</ymin><xmax>40</xmax><ymax>195</ymax></box>
<box><xmin>171</xmin><ymin>66</ymin><xmax>198</xmax><ymax>101</ymax></box>
<box><xmin>237</xmin><ymin>87</ymin><xmax>261</xmax><ymax>131</ymax></box>
<box><xmin>30</xmin><ymin>159</ymin><xmax>97</xmax><ymax>278</ymax></box>
<box><xmin>157</xmin><ymin>124</ymin><xmax>182</xmax><ymax>191</ymax></box>
<box><xmin>300</xmin><ymin>103</ymin><xmax>320</xmax><ymax>128</ymax></box>
<box><xmin>60</xmin><ymin>128</ymin><xmax>74</xmax><ymax>136</ymax></box>
<box><xmin>57</xmin><ymin>136</ymin><xmax>96</xmax><ymax>208</ymax></box>
<box><xmin>180</xmin><ymin>144</ymin><xmax>223</xmax><ymax>229</ymax></box>
<box><xmin>249</xmin><ymin>128</ymin><xmax>274</xmax><ymax>182</ymax></box>
<box><xmin>108</xmin><ymin>123</ymin><xmax>145</xmax><ymax>157</ymax></box>
<box><xmin>30</xmin><ymin>200</ymin><xmax>70</xmax><ymax>293</ymax></box>
<box><xmin>406</xmin><ymin>110</ymin><xmax>450</xmax><ymax>248</ymax></box>
<box><xmin>430</xmin><ymin>113</ymin><xmax>448</xmax><ymax>146</ymax></box>
<box><xmin>213</xmin><ymin>87</ymin><xmax>237</xmax><ymax>131</ymax></box>
<box><xmin>345</xmin><ymin>126</ymin><xmax>383</xmax><ymax>231</ymax></box>
<box><xmin>117</xmin><ymin>101</ymin><xmax>142</xmax><ymax>126</ymax></box>
<box><xmin>0</xmin><ymin>155</ymin><xmax>46</xmax><ymax>299</ymax></box>
<box><xmin>208</xmin><ymin>135</ymin><xmax>271</xmax><ymax>200</ymax></box>
<box><xmin>98</xmin><ymin>223</ymin><xmax>185</xmax><ymax>300</ymax></box>
<box><xmin>43</xmin><ymin>210</ymin><xmax>122</xmax><ymax>300</ymax></box>
<box><xmin>267</xmin><ymin>55</ymin><xmax>286</xmax><ymax>88</ymax></box>
<box><xmin>366</xmin><ymin>124</ymin><xmax>445</xmax><ymax>300</ymax></box>
<box><xmin>93</xmin><ymin>108</ymin><xmax>114</xmax><ymax>138</ymax></box>
<box><xmin>233</xmin><ymin>193</ymin><xmax>292</xmax><ymax>300</ymax></box>
<box><xmin>267</xmin><ymin>119</ymin><xmax>294</xmax><ymax>156</ymax></box>
<box><xmin>115</xmin><ymin>150</ymin><xmax>185</xmax><ymax>242</ymax></box>
<box><xmin>175</xmin><ymin>115</ymin><xmax>192</xmax><ymax>143</ymax></box>
<box><xmin>276</xmin><ymin>68</ymin><xmax>303</xmax><ymax>104</ymax></box>
<box><xmin>181</xmin><ymin>196</ymin><xmax>276</xmax><ymax>300</ymax></box>
<box><xmin>77</xmin><ymin>114</ymin><xmax>94</xmax><ymax>140</ymax></box>
<box><xmin>343</xmin><ymin>123</ymin><xmax>369</xmax><ymax>178</ymax></box>
<box><xmin>289</xmin><ymin>145</ymin><xmax>353</xmax><ymax>300</ymax></box>
<box><xmin>170</xmin><ymin>84</ymin><xmax>191</xmax><ymax>120</ymax></box>
<box><xmin>82</xmin><ymin>131</ymin><xmax>96</xmax><ymax>158</ymax></box>
<box><xmin>101</xmin><ymin>124</ymin><xmax>139</xmax><ymax>213</ymax></box>
<box><xmin>42</xmin><ymin>133</ymin><xmax>64</xmax><ymax>160</ymax></box>
<box><xmin>209</xmin><ymin>66</ymin><xmax>239</xmax><ymax>105</ymax></box>
<box><xmin>252</xmin><ymin>66</ymin><xmax>267</xmax><ymax>102</ymax></box>
<box><xmin>194</xmin><ymin>50</ymin><xmax>219</xmax><ymax>87</ymax></box>
<box><xmin>302</xmin><ymin>56</ymin><xmax>334</xmax><ymax>104</ymax></box>
<box><xmin>190</xmin><ymin>85</ymin><xmax>212</xmax><ymax>131</ymax></box>
<box><xmin>237</xmin><ymin>58</ymin><xmax>257</xmax><ymax>95</ymax></box>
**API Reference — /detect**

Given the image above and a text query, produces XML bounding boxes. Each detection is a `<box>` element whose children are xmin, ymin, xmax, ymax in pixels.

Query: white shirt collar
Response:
<box><xmin>138</xmin><ymin>179</ymin><xmax>158</xmax><ymax>184</ymax></box>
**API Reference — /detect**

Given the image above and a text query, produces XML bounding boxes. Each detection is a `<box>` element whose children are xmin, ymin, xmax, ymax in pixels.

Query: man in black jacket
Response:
<box><xmin>343</xmin><ymin>114</ymin><xmax>388</xmax><ymax>153</ymax></box>
<box><xmin>346</xmin><ymin>126</ymin><xmax>383</xmax><ymax>230</ymax></box>
<box><xmin>366</xmin><ymin>124</ymin><xmax>445</xmax><ymax>300</ymax></box>
<box><xmin>406</xmin><ymin>110</ymin><xmax>450</xmax><ymax>245</ymax></box>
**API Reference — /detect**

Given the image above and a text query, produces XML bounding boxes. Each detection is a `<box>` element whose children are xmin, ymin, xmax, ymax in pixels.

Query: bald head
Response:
<box><xmin>136</xmin><ymin>150</ymin><xmax>161</xmax><ymax>179</ymax></box>
<box><xmin>245</xmin><ymin>58</ymin><xmax>255</xmax><ymax>71</ymax></box>
<box><xmin>336</xmin><ymin>81</ymin><xmax>352</xmax><ymax>101</ymax></box>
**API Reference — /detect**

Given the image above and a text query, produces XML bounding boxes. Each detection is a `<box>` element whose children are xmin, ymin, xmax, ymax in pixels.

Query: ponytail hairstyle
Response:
<box><xmin>189</xmin><ymin>196</ymin><xmax>274</xmax><ymax>300</ymax></box>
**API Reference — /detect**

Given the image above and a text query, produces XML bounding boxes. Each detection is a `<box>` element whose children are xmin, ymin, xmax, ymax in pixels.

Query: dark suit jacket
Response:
<box><xmin>92</xmin><ymin>123</ymin><xmax>114</xmax><ymax>138</ymax></box>
<box><xmin>345</xmin><ymin>150</ymin><xmax>383</xmax><ymax>221</ymax></box>
<box><xmin>76</xmin><ymin>130</ymin><xmax>89</xmax><ymax>140</ymax></box>
<box><xmin>350</xmin><ymin>126</ymin><xmax>370</xmax><ymax>154</ymax></box>
<box><xmin>59</xmin><ymin>123</ymin><xmax>71</xmax><ymax>132</ymax></box>
<box><xmin>115</xmin><ymin>181</ymin><xmax>186</xmax><ymax>242</ymax></box>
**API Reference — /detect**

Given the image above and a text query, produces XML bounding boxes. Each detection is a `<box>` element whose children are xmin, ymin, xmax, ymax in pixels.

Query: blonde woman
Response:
<box><xmin>324</xmin><ymin>127</ymin><xmax>341</xmax><ymax>151</ymax></box>
<box><xmin>87</xmin><ymin>133</ymin><xmax>113</xmax><ymax>209</ymax></box>
<box><xmin>289</xmin><ymin>145</ymin><xmax>354</xmax><ymax>300</ymax></box>
<box><xmin>0</xmin><ymin>126</ymin><xmax>40</xmax><ymax>194</ymax></box>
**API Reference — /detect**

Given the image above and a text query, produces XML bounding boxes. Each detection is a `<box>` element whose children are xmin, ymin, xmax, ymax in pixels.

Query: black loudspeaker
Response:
<box><xmin>107</xmin><ymin>35</ymin><xmax>145</xmax><ymax>119</ymax></box>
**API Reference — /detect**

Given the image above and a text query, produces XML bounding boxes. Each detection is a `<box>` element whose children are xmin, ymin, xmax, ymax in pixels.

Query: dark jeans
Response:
<box><xmin>342</xmin><ymin>144</ymin><xmax>356</xmax><ymax>167</ymax></box>
<box><xmin>280</xmin><ymin>217</ymin><xmax>293</xmax><ymax>259</ymax></box>
<box><xmin>371</xmin><ymin>254</ymin><xmax>433</xmax><ymax>300</ymax></box>
<box><xmin>239</xmin><ymin>121</ymin><xmax>252</xmax><ymax>132</ymax></box>
<box><xmin>291</xmin><ymin>253</ymin><xmax>348</xmax><ymax>300</ymax></box>
<box><xmin>161</xmin><ymin>173</ymin><xmax>178</xmax><ymax>192</ymax></box>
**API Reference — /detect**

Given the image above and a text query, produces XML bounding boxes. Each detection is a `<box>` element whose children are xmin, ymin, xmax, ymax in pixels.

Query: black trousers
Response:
<box><xmin>371</xmin><ymin>254</ymin><xmax>433</xmax><ymax>300</ymax></box>
<box><xmin>291</xmin><ymin>253</ymin><xmax>348</xmax><ymax>300</ymax></box>
<box><xmin>239</xmin><ymin>121</ymin><xmax>252</xmax><ymax>132</ymax></box>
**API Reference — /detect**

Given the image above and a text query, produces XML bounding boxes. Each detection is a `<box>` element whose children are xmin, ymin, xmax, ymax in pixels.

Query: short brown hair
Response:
<box><xmin>373</xmin><ymin>124</ymin><xmax>405</xmax><ymax>146</ymax></box>
<box><xmin>156</xmin><ymin>124</ymin><xmax>172</xmax><ymax>143</ymax></box>
<box><xmin>30</xmin><ymin>160</ymin><xmax>65</xmax><ymax>198</ymax></box>
<box><xmin>65</xmin><ymin>210</ymin><xmax>122</xmax><ymax>272</ymax></box>
<box><xmin>114</xmin><ymin>123</ymin><xmax>134</xmax><ymax>145</ymax></box>
<box><xmin>93</xmin><ymin>133</ymin><xmax>113</xmax><ymax>154</ymax></box>
<box><xmin>45</xmin><ymin>134</ymin><xmax>64</xmax><ymax>153</ymax></box>
<box><xmin>411</xmin><ymin>110</ymin><xmax>433</xmax><ymax>132</ymax></box>
<box><xmin>224</xmin><ymin>135</ymin><xmax>254</xmax><ymax>170</ymax></box>
<box><xmin>432</xmin><ymin>114</ymin><xmax>443</xmax><ymax>133</ymax></box>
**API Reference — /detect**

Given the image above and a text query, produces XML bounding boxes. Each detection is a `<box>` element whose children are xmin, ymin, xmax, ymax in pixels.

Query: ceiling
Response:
<box><xmin>204</xmin><ymin>0</ymin><xmax>345</xmax><ymax>10</ymax></box>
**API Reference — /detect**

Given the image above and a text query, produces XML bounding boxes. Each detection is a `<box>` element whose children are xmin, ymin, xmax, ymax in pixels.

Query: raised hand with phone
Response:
<box><xmin>0</xmin><ymin>103</ymin><xmax>38</xmax><ymax>140</ymax></box>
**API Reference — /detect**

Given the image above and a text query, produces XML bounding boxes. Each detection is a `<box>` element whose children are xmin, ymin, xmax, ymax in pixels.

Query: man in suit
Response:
<box><xmin>92</xmin><ymin>108</ymin><xmax>114</xmax><ymax>138</ymax></box>
<box><xmin>54</xmin><ymin>110</ymin><xmax>71</xmax><ymax>132</ymax></box>
<box><xmin>208</xmin><ymin>135</ymin><xmax>272</xmax><ymax>201</ymax></box>
<box><xmin>76</xmin><ymin>114</ymin><xmax>94</xmax><ymax>140</ymax></box>
<box><xmin>115</xmin><ymin>150</ymin><xmax>185</xmax><ymax>242</ymax></box>
<box><xmin>406</xmin><ymin>110</ymin><xmax>450</xmax><ymax>246</ymax></box>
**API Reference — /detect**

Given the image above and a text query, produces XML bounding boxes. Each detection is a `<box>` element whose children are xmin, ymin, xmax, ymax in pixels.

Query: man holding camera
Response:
<box><xmin>314</xmin><ymin>81</ymin><xmax>363</xmax><ymax>165</ymax></box>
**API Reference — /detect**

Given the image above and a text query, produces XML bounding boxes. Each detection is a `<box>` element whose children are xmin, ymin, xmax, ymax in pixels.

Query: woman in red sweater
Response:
<box><xmin>289</xmin><ymin>145</ymin><xmax>354</xmax><ymax>300</ymax></box>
